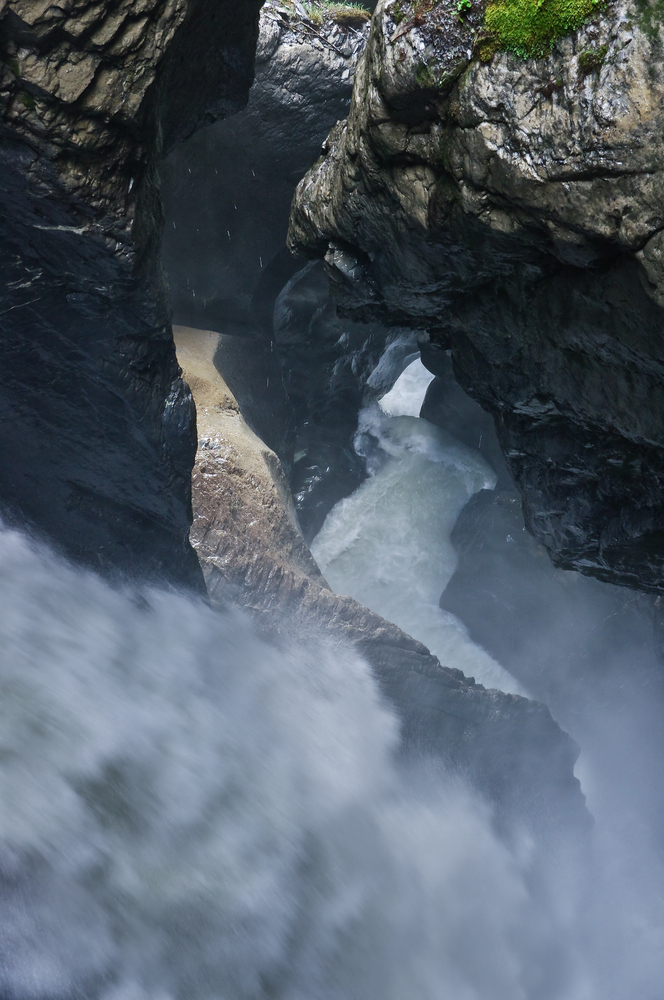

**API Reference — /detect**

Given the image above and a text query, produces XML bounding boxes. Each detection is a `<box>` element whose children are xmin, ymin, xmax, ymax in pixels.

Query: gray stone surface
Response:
<box><xmin>161</xmin><ymin>0</ymin><xmax>371</xmax><ymax>328</ymax></box>
<box><xmin>0</xmin><ymin>0</ymin><xmax>262</xmax><ymax>586</ymax></box>
<box><xmin>289</xmin><ymin>0</ymin><xmax>664</xmax><ymax>593</ymax></box>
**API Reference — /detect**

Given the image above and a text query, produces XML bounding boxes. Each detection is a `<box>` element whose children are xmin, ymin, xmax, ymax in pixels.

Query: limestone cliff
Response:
<box><xmin>0</xmin><ymin>0</ymin><xmax>262</xmax><ymax>586</ymax></box>
<box><xmin>289</xmin><ymin>0</ymin><xmax>664</xmax><ymax>593</ymax></box>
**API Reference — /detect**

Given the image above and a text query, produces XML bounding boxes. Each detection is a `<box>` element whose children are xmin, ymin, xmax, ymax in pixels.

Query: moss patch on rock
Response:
<box><xmin>483</xmin><ymin>0</ymin><xmax>605</xmax><ymax>57</ymax></box>
<box><xmin>301</xmin><ymin>1</ymin><xmax>372</xmax><ymax>26</ymax></box>
<box><xmin>578</xmin><ymin>42</ymin><xmax>608</xmax><ymax>70</ymax></box>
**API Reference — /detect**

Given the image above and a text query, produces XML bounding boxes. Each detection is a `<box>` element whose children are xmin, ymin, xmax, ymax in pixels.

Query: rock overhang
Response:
<box><xmin>289</xmin><ymin>0</ymin><xmax>664</xmax><ymax>593</ymax></box>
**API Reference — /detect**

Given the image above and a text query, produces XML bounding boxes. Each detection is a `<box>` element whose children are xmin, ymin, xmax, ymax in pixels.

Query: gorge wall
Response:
<box><xmin>289</xmin><ymin>0</ymin><xmax>664</xmax><ymax>594</ymax></box>
<box><xmin>0</xmin><ymin>0</ymin><xmax>593</xmax><ymax>841</ymax></box>
<box><xmin>0</xmin><ymin>0</ymin><xmax>263</xmax><ymax>586</ymax></box>
<box><xmin>160</xmin><ymin>1</ymin><xmax>401</xmax><ymax>538</ymax></box>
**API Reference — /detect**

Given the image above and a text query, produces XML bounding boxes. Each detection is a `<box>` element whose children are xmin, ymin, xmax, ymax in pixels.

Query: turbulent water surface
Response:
<box><xmin>0</xmin><ymin>527</ymin><xmax>568</xmax><ymax>1000</ymax></box>
<box><xmin>312</xmin><ymin>360</ymin><xmax>523</xmax><ymax>694</ymax></box>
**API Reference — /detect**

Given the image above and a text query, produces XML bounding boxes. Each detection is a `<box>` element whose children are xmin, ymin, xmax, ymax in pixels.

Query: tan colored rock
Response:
<box><xmin>173</xmin><ymin>326</ymin><xmax>480</xmax><ymax>665</ymax></box>
<box><xmin>176</xmin><ymin>323</ymin><xmax>588</xmax><ymax>832</ymax></box>
<box><xmin>173</xmin><ymin>324</ymin><xmax>325</xmax><ymax>604</ymax></box>
<box><xmin>175</xmin><ymin>324</ymin><xmax>440</xmax><ymax>661</ymax></box>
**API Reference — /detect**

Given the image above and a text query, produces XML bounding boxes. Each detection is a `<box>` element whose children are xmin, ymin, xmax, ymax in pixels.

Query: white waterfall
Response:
<box><xmin>0</xmin><ymin>381</ymin><xmax>661</xmax><ymax>996</ymax></box>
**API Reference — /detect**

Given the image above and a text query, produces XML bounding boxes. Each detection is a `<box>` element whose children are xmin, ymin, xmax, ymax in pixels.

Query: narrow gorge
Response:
<box><xmin>0</xmin><ymin>0</ymin><xmax>663</xmax><ymax>997</ymax></box>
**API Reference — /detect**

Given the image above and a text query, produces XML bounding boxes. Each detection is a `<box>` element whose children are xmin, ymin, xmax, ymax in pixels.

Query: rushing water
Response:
<box><xmin>312</xmin><ymin>359</ymin><xmax>524</xmax><ymax>694</ymax></box>
<box><xmin>0</xmin><ymin>524</ymin><xmax>574</xmax><ymax>1000</ymax></box>
<box><xmin>0</xmin><ymin>511</ymin><xmax>663</xmax><ymax>996</ymax></box>
<box><xmin>1</xmin><ymin>368</ymin><xmax>663</xmax><ymax>997</ymax></box>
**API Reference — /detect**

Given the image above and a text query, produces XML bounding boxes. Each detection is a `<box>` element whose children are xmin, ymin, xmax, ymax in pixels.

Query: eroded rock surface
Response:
<box><xmin>177</xmin><ymin>323</ymin><xmax>588</xmax><ymax>836</ymax></box>
<box><xmin>290</xmin><ymin>0</ymin><xmax>664</xmax><ymax>593</ymax></box>
<box><xmin>0</xmin><ymin>0</ymin><xmax>262</xmax><ymax>585</ymax></box>
<box><xmin>162</xmin><ymin>0</ymin><xmax>371</xmax><ymax>328</ymax></box>
<box><xmin>174</xmin><ymin>324</ymin><xmax>325</xmax><ymax>598</ymax></box>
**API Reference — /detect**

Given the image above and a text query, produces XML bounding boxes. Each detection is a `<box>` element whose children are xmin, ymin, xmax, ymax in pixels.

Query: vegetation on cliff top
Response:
<box><xmin>389</xmin><ymin>0</ymin><xmax>607</xmax><ymax>59</ymax></box>
<box><xmin>483</xmin><ymin>0</ymin><xmax>604</xmax><ymax>56</ymax></box>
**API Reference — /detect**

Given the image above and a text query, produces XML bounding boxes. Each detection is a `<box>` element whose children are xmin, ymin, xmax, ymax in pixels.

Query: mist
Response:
<box><xmin>0</xmin><ymin>480</ymin><xmax>662</xmax><ymax>997</ymax></box>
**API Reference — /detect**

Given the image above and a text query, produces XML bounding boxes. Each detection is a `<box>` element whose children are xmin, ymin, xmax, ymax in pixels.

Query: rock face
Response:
<box><xmin>161</xmin><ymin>0</ymin><xmax>371</xmax><ymax>329</ymax></box>
<box><xmin>289</xmin><ymin>0</ymin><xmax>664</xmax><ymax>593</ymax></box>
<box><xmin>0</xmin><ymin>0</ymin><xmax>262</xmax><ymax>586</ymax></box>
<box><xmin>270</xmin><ymin>260</ymin><xmax>418</xmax><ymax>538</ymax></box>
<box><xmin>161</xmin><ymin>2</ymin><xmax>387</xmax><ymax>535</ymax></box>
<box><xmin>177</xmin><ymin>324</ymin><xmax>588</xmax><ymax>838</ymax></box>
<box><xmin>437</xmin><ymin>467</ymin><xmax>664</xmax><ymax>852</ymax></box>
<box><xmin>174</xmin><ymin>324</ymin><xmax>326</xmax><ymax>599</ymax></box>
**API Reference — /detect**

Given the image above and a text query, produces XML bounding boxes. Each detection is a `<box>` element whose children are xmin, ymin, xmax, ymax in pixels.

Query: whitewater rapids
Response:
<box><xmin>0</xmin><ymin>526</ymin><xmax>546</xmax><ymax>1000</ymax></box>
<box><xmin>312</xmin><ymin>359</ymin><xmax>523</xmax><ymax>695</ymax></box>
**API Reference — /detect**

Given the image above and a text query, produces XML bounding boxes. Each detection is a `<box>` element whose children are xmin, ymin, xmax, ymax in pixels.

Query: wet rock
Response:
<box><xmin>161</xmin><ymin>2</ymin><xmax>403</xmax><ymax>536</ymax></box>
<box><xmin>419</xmin><ymin>344</ymin><xmax>512</xmax><ymax>487</ymax></box>
<box><xmin>161</xmin><ymin>0</ymin><xmax>371</xmax><ymax>328</ymax></box>
<box><xmin>179</xmin><ymin>323</ymin><xmax>588</xmax><ymax>838</ymax></box>
<box><xmin>439</xmin><ymin>481</ymin><xmax>664</xmax><ymax>842</ymax></box>
<box><xmin>0</xmin><ymin>0</ymin><xmax>263</xmax><ymax>586</ymax></box>
<box><xmin>272</xmin><ymin>261</ymin><xmax>417</xmax><ymax>539</ymax></box>
<box><xmin>289</xmin><ymin>0</ymin><xmax>664</xmax><ymax>593</ymax></box>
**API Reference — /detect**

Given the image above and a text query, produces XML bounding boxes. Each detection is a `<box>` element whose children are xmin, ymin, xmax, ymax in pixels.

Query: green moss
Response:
<box><xmin>415</xmin><ymin>59</ymin><xmax>438</xmax><ymax>85</ymax></box>
<box><xmin>300</xmin><ymin>1</ymin><xmax>371</xmax><ymax>26</ymax></box>
<box><xmin>578</xmin><ymin>42</ymin><xmax>608</xmax><ymax>70</ymax></box>
<box><xmin>483</xmin><ymin>0</ymin><xmax>605</xmax><ymax>57</ymax></box>
<box><xmin>389</xmin><ymin>0</ymin><xmax>613</xmax><ymax>62</ymax></box>
<box><xmin>632</xmin><ymin>0</ymin><xmax>664</xmax><ymax>42</ymax></box>
<box><xmin>1</xmin><ymin>54</ymin><xmax>20</xmax><ymax>76</ymax></box>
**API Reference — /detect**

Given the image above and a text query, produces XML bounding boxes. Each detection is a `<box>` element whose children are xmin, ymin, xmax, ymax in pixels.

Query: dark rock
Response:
<box><xmin>440</xmin><ymin>484</ymin><xmax>664</xmax><ymax>841</ymax></box>
<box><xmin>161</xmin><ymin>4</ymin><xmax>408</xmax><ymax>536</ymax></box>
<box><xmin>180</xmin><ymin>325</ymin><xmax>588</xmax><ymax>840</ymax></box>
<box><xmin>289</xmin><ymin>0</ymin><xmax>664</xmax><ymax>594</ymax></box>
<box><xmin>0</xmin><ymin>0</ymin><xmax>263</xmax><ymax>586</ymax></box>
<box><xmin>160</xmin><ymin>0</ymin><xmax>371</xmax><ymax>329</ymax></box>
<box><xmin>419</xmin><ymin>345</ymin><xmax>512</xmax><ymax>487</ymax></box>
<box><xmin>273</xmin><ymin>260</ymin><xmax>413</xmax><ymax>539</ymax></box>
